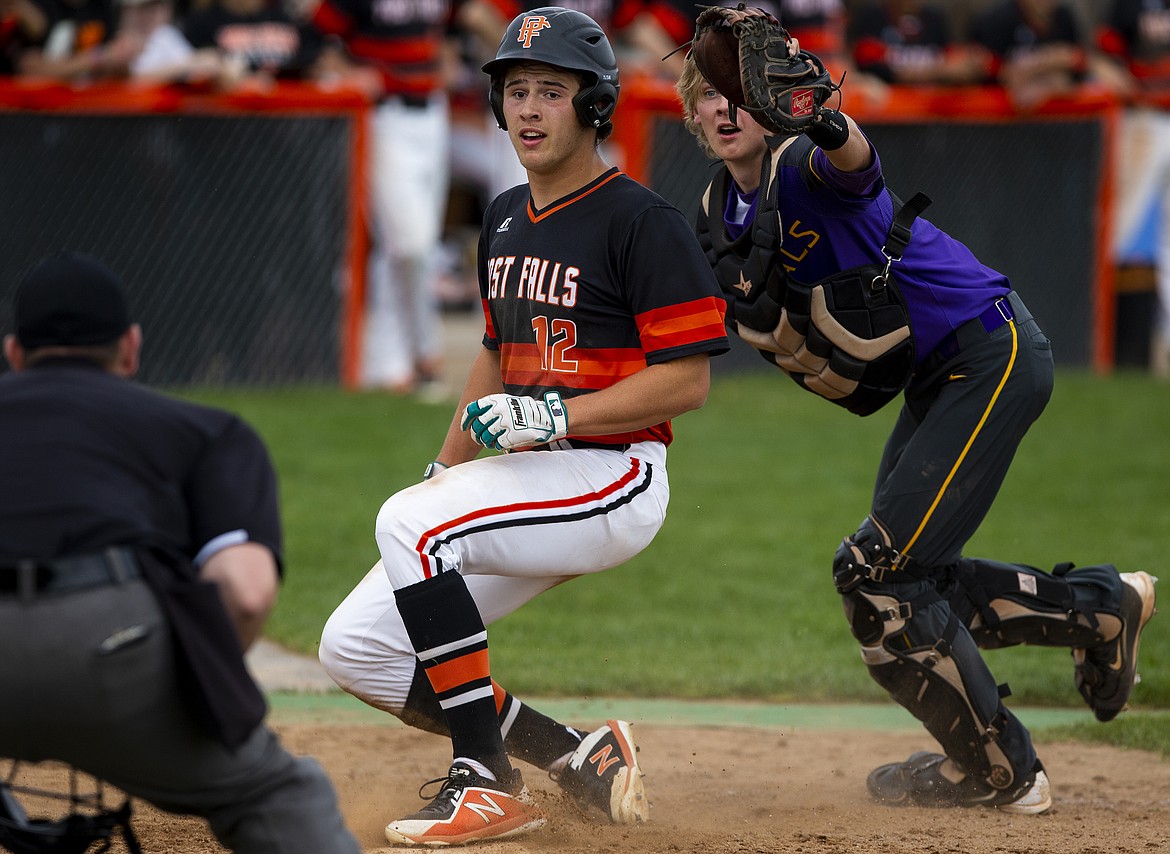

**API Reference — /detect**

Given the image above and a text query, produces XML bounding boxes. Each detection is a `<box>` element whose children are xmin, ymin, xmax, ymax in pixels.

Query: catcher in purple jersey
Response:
<box><xmin>676</xmin><ymin>12</ymin><xmax>1156</xmax><ymax>815</ymax></box>
<box><xmin>318</xmin><ymin>6</ymin><xmax>728</xmax><ymax>847</ymax></box>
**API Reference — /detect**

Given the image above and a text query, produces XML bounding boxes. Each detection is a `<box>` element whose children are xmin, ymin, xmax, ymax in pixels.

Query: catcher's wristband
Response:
<box><xmin>806</xmin><ymin>109</ymin><xmax>850</xmax><ymax>151</ymax></box>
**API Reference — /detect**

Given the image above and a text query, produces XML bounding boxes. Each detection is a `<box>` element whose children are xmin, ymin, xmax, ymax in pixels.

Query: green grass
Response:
<box><xmin>1035</xmin><ymin>711</ymin><xmax>1170</xmax><ymax>757</ymax></box>
<box><xmin>178</xmin><ymin>370</ymin><xmax>1170</xmax><ymax>722</ymax></box>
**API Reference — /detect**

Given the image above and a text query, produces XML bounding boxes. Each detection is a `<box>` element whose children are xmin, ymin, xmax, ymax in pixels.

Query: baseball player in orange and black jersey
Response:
<box><xmin>319</xmin><ymin>7</ymin><xmax>728</xmax><ymax>846</ymax></box>
<box><xmin>478</xmin><ymin>171</ymin><xmax>720</xmax><ymax>439</ymax></box>
<box><xmin>450</xmin><ymin>0</ymin><xmax>642</xmax><ymax>208</ymax></box>
<box><xmin>182</xmin><ymin>0</ymin><xmax>324</xmax><ymax>79</ymax></box>
<box><xmin>309</xmin><ymin>0</ymin><xmax>452</xmax><ymax>392</ymax></box>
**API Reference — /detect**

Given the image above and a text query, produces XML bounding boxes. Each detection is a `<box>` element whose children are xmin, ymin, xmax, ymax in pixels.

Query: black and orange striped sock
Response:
<box><xmin>496</xmin><ymin>683</ymin><xmax>586</xmax><ymax>768</ymax></box>
<box><xmin>394</xmin><ymin>571</ymin><xmax>510</xmax><ymax>779</ymax></box>
<box><xmin>399</xmin><ymin>665</ymin><xmax>584</xmax><ymax>769</ymax></box>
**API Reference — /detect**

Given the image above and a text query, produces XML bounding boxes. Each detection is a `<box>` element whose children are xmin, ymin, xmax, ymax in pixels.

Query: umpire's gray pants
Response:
<box><xmin>0</xmin><ymin>579</ymin><xmax>361</xmax><ymax>854</ymax></box>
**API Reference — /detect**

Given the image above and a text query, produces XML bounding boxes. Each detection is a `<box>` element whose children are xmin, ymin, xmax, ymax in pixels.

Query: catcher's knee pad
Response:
<box><xmin>832</xmin><ymin>523</ymin><xmax>1034</xmax><ymax>793</ymax></box>
<box><xmin>833</xmin><ymin>517</ymin><xmax>903</xmax><ymax>588</ymax></box>
<box><xmin>943</xmin><ymin>560</ymin><xmax>1125</xmax><ymax>650</ymax></box>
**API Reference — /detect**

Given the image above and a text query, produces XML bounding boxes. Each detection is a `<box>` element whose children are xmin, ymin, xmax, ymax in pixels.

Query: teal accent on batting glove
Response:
<box><xmin>542</xmin><ymin>391</ymin><xmax>569</xmax><ymax>441</ymax></box>
<box><xmin>423</xmin><ymin>461</ymin><xmax>449</xmax><ymax>481</ymax></box>
<box><xmin>460</xmin><ymin>400</ymin><xmax>486</xmax><ymax>431</ymax></box>
<box><xmin>461</xmin><ymin>399</ymin><xmax>500</xmax><ymax>449</ymax></box>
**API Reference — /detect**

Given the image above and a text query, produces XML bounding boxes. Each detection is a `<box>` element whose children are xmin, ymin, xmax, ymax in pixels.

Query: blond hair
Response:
<box><xmin>675</xmin><ymin>52</ymin><xmax>716</xmax><ymax>159</ymax></box>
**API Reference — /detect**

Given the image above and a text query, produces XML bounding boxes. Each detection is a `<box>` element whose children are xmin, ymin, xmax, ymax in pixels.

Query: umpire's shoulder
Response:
<box><xmin>145</xmin><ymin>386</ymin><xmax>268</xmax><ymax>450</ymax></box>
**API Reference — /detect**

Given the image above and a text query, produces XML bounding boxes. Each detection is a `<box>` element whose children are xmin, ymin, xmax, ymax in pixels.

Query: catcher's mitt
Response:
<box><xmin>691</xmin><ymin>5</ymin><xmax>838</xmax><ymax>136</ymax></box>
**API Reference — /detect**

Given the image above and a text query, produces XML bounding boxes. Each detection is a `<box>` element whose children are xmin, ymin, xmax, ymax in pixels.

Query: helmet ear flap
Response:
<box><xmin>572</xmin><ymin>80</ymin><xmax>618</xmax><ymax>138</ymax></box>
<box><xmin>489</xmin><ymin>75</ymin><xmax>619</xmax><ymax>137</ymax></box>
<box><xmin>489</xmin><ymin>78</ymin><xmax>507</xmax><ymax>130</ymax></box>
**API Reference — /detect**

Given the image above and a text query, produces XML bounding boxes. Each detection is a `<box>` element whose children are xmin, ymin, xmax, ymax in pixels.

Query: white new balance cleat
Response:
<box><xmin>384</xmin><ymin>762</ymin><xmax>545</xmax><ymax>847</ymax></box>
<box><xmin>552</xmin><ymin>719</ymin><xmax>648</xmax><ymax>824</ymax></box>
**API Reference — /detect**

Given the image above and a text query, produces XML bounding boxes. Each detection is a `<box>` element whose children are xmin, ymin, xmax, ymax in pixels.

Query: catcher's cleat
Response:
<box><xmin>1073</xmin><ymin>571</ymin><xmax>1158</xmax><ymax>722</ymax></box>
<box><xmin>551</xmin><ymin>720</ymin><xmax>648</xmax><ymax>824</ymax></box>
<box><xmin>384</xmin><ymin>762</ymin><xmax>544</xmax><ymax>847</ymax></box>
<box><xmin>866</xmin><ymin>751</ymin><xmax>1052</xmax><ymax>815</ymax></box>
<box><xmin>997</xmin><ymin>768</ymin><xmax>1053</xmax><ymax>816</ymax></box>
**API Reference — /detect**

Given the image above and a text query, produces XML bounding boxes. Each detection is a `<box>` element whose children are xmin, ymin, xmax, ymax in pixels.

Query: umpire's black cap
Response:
<box><xmin>14</xmin><ymin>251</ymin><xmax>131</xmax><ymax>348</ymax></box>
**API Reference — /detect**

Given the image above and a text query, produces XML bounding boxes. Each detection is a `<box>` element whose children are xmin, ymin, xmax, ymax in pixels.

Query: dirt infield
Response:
<box><xmin>51</xmin><ymin>720</ymin><xmax>1169</xmax><ymax>853</ymax></box>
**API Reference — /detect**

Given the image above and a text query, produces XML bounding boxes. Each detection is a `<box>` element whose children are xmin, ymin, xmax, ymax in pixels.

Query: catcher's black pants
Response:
<box><xmin>874</xmin><ymin>292</ymin><xmax>1053</xmax><ymax>567</ymax></box>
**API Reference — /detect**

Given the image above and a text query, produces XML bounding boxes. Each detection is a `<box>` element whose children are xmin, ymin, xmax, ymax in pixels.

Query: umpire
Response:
<box><xmin>0</xmin><ymin>252</ymin><xmax>360</xmax><ymax>853</ymax></box>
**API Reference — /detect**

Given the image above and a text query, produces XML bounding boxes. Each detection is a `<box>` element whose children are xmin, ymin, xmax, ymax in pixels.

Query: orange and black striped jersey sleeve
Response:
<box><xmin>476</xmin><ymin>168</ymin><xmax>728</xmax><ymax>447</ymax></box>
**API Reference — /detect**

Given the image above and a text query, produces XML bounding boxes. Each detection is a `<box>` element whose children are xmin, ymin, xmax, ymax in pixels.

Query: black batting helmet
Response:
<box><xmin>482</xmin><ymin>6</ymin><xmax>620</xmax><ymax>140</ymax></box>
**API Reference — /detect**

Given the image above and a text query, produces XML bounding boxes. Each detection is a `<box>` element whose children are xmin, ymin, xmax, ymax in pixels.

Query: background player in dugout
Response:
<box><xmin>318</xmin><ymin>6</ymin><xmax>729</xmax><ymax>847</ymax></box>
<box><xmin>967</xmin><ymin>0</ymin><xmax>1092</xmax><ymax>111</ymax></box>
<box><xmin>0</xmin><ymin>0</ymin><xmax>49</xmax><ymax>75</ymax></box>
<box><xmin>846</xmin><ymin>0</ymin><xmax>989</xmax><ymax>87</ymax></box>
<box><xmin>676</xmin><ymin>11</ymin><xmax>1156</xmax><ymax>815</ymax></box>
<box><xmin>13</xmin><ymin>0</ymin><xmax>138</xmax><ymax>80</ymax></box>
<box><xmin>1095</xmin><ymin>0</ymin><xmax>1170</xmax><ymax>378</ymax></box>
<box><xmin>308</xmin><ymin>0</ymin><xmax>450</xmax><ymax>395</ymax></box>
<box><xmin>0</xmin><ymin>252</ymin><xmax>361</xmax><ymax>853</ymax></box>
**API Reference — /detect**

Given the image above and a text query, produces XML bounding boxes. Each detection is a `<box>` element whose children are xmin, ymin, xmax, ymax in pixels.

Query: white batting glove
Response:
<box><xmin>461</xmin><ymin>392</ymin><xmax>569</xmax><ymax>451</ymax></box>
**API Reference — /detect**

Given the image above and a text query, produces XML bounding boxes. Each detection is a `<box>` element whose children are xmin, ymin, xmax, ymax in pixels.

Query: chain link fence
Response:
<box><xmin>2</xmin><ymin>96</ymin><xmax>1108</xmax><ymax>386</ymax></box>
<box><xmin>0</xmin><ymin>111</ymin><xmax>353</xmax><ymax>387</ymax></box>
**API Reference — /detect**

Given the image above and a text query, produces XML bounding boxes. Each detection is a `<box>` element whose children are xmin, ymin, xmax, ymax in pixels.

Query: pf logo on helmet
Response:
<box><xmin>517</xmin><ymin>15</ymin><xmax>551</xmax><ymax>47</ymax></box>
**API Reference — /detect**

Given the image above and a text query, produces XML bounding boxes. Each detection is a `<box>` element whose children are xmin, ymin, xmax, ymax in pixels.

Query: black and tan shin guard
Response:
<box><xmin>833</xmin><ymin>524</ymin><xmax>1037</xmax><ymax>799</ymax></box>
<box><xmin>941</xmin><ymin>559</ymin><xmax>1125</xmax><ymax>651</ymax></box>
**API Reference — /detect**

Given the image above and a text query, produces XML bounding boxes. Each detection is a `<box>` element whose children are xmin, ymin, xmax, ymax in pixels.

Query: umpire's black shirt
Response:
<box><xmin>0</xmin><ymin>357</ymin><xmax>282</xmax><ymax>568</ymax></box>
